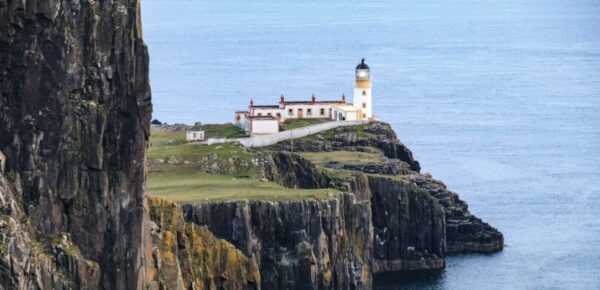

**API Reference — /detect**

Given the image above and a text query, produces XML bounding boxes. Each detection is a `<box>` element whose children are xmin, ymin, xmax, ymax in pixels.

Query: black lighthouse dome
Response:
<box><xmin>356</xmin><ymin>58</ymin><xmax>370</xmax><ymax>70</ymax></box>
<box><xmin>355</xmin><ymin>58</ymin><xmax>370</xmax><ymax>81</ymax></box>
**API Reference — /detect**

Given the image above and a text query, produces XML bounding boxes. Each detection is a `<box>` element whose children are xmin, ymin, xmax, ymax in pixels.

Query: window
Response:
<box><xmin>362</xmin><ymin>90</ymin><xmax>367</xmax><ymax>96</ymax></box>
<box><xmin>362</xmin><ymin>102</ymin><xmax>367</xmax><ymax>108</ymax></box>
<box><xmin>267</xmin><ymin>113</ymin><xmax>272</xmax><ymax>116</ymax></box>
<box><xmin>363</xmin><ymin>113</ymin><xmax>366</xmax><ymax>118</ymax></box>
<box><xmin>307</xmin><ymin>108</ymin><xmax>312</xmax><ymax>116</ymax></box>
<box><xmin>320</xmin><ymin>108</ymin><xmax>325</xmax><ymax>115</ymax></box>
<box><xmin>288</xmin><ymin>109</ymin><xmax>293</xmax><ymax>116</ymax></box>
<box><xmin>276</xmin><ymin>113</ymin><xmax>281</xmax><ymax>118</ymax></box>
<box><xmin>257</xmin><ymin>113</ymin><xmax>262</xmax><ymax>116</ymax></box>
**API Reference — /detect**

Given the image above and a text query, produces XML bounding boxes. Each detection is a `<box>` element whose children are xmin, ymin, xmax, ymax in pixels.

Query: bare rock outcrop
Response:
<box><xmin>181</xmin><ymin>194</ymin><xmax>373</xmax><ymax>290</ymax></box>
<box><xmin>0</xmin><ymin>0</ymin><xmax>152</xmax><ymax>288</ymax></box>
<box><xmin>147</xmin><ymin>197</ymin><xmax>260</xmax><ymax>290</ymax></box>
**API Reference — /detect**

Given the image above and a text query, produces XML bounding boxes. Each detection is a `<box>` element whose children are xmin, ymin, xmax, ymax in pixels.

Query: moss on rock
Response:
<box><xmin>148</xmin><ymin>197</ymin><xmax>260</xmax><ymax>290</ymax></box>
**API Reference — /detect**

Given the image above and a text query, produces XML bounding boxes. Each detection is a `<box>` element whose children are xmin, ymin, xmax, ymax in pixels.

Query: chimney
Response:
<box><xmin>312</xmin><ymin>93</ymin><xmax>316</xmax><ymax>103</ymax></box>
<box><xmin>280</xmin><ymin>94</ymin><xmax>285</xmax><ymax>103</ymax></box>
<box><xmin>342</xmin><ymin>94</ymin><xmax>346</xmax><ymax>103</ymax></box>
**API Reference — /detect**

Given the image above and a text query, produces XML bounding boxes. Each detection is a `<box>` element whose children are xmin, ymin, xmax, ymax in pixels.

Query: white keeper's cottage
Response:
<box><xmin>235</xmin><ymin>58</ymin><xmax>375</xmax><ymax>135</ymax></box>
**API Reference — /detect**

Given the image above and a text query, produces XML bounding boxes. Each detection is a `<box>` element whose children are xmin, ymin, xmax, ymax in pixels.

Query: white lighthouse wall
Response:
<box><xmin>353</xmin><ymin>87</ymin><xmax>372</xmax><ymax>119</ymax></box>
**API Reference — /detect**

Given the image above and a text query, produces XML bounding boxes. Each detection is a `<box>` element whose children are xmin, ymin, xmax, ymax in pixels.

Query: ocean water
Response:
<box><xmin>141</xmin><ymin>0</ymin><xmax>600</xmax><ymax>289</ymax></box>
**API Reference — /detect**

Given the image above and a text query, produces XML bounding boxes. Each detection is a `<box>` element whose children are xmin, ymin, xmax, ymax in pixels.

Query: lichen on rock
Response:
<box><xmin>147</xmin><ymin>197</ymin><xmax>260</xmax><ymax>290</ymax></box>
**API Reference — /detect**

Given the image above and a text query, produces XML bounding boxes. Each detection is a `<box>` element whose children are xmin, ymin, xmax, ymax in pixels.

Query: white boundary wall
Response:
<box><xmin>236</xmin><ymin>120</ymin><xmax>369</xmax><ymax>147</ymax></box>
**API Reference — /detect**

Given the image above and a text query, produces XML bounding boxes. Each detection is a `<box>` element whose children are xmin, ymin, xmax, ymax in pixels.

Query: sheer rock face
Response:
<box><xmin>409</xmin><ymin>175</ymin><xmax>504</xmax><ymax>253</ymax></box>
<box><xmin>367</xmin><ymin>176</ymin><xmax>445</xmax><ymax>272</ymax></box>
<box><xmin>147</xmin><ymin>197</ymin><xmax>260</xmax><ymax>290</ymax></box>
<box><xmin>181</xmin><ymin>194</ymin><xmax>373</xmax><ymax>290</ymax></box>
<box><xmin>0</xmin><ymin>0</ymin><xmax>152</xmax><ymax>288</ymax></box>
<box><xmin>263</xmin><ymin>152</ymin><xmax>332</xmax><ymax>189</ymax></box>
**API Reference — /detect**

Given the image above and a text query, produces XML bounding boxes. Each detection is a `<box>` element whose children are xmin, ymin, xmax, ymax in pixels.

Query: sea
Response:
<box><xmin>141</xmin><ymin>0</ymin><xmax>600</xmax><ymax>289</ymax></box>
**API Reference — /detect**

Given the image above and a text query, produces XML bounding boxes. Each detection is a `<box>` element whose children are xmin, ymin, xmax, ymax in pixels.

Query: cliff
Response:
<box><xmin>270</xmin><ymin>122</ymin><xmax>503</xmax><ymax>258</ymax></box>
<box><xmin>1</xmin><ymin>0</ymin><xmax>152</xmax><ymax>288</ymax></box>
<box><xmin>180</xmin><ymin>194</ymin><xmax>373</xmax><ymax>290</ymax></box>
<box><xmin>0</xmin><ymin>0</ymin><xmax>502</xmax><ymax>287</ymax></box>
<box><xmin>145</xmin><ymin>121</ymin><xmax>503</xmax><ymax>289</ymax></box>
<box><xmin>147</xmin><ymin>197</ymin><xmax>260</xmax><ymax>290</ymax></box>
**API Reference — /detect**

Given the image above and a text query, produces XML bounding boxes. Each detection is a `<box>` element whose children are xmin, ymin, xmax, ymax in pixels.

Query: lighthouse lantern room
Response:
<box><xmin>235</xmin><ymin>58</ymin><xmax>375</xmax><ymax>135</ymax></box>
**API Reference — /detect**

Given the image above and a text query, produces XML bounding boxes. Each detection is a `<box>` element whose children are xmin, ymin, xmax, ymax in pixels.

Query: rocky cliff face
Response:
<box><xmin>409</xmin><ymin>175</ymin><xmax>503</xmax><ymax>253</ymax></box>
<box><xmin>147</xmin><ymin>197</ymin><xmax>260</xmax><ymax>290</ymax></box>
<box><xmin>180</xmin><ymin>194</ymin><xmax>373</xmax><ymax>290</ymax></box>
<box><xmin>367</xmin><ymin>176</ymin><xmax>445</xmax><ymax>272</ymax></box>
<box><xmin>0</xmin><ymin>0</ymin><xmax>152</xmax><ymax>288</ymax></box>
<box><xmin>268</xmin><ymin>122</ymin><xmax>503</xmax><ymax>259</ymax></box>
<box><xmin>270</xmin><ymin>123</ymin><xmax>421</xmax><ymax>172</ymax></box>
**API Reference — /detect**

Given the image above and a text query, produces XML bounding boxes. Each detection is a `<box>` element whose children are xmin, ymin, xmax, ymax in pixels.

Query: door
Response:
<box><xmin>298</xmin><ymin>108</ymin><xmax>303</xmax><ymax>119</ymax></box>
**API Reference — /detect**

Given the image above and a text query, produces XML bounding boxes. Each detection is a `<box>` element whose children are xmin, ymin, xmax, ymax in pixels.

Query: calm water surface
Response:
<box><xmin>142</xmin><ymin>1</ymin><xmax>600</xmax><ymax>289</ymax></box>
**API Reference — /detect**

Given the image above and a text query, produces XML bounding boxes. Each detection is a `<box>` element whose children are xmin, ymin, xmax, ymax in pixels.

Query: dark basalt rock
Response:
<box><xmin>270</xmin><ymin>122</ymin><xmax>421</xmax><ymax>172</ymax></box>
<box><xmin>147</xmin><ymin>197</ymin><xmax>260</xmax><ymax>290</ymax></box>
<box><xmin>367</xmin><ymin>176</ymin><xmax>446</xmax><ymax>272</ymax></box>
<box><xmin>328</xmin><ymin>159</ymin><xmax>412</xmax><ymax>176</ymax></box>
<box><xmin>0</xmin><ymin>0</ymin><xmax>152</xmax><ymax>288</ymax></box>
<box><xmin>409</xmin><ymin>174</ymin><xmax>504</xmax><ymax>253</ymax></box>
<box><xmin>263</xmin><ymin>152</ymin><xmax>332</xmax><ymax>189</ymax></box>
<box><xmin>181</xmin><ymin>194</ymin><xmax>373</xmax><ymax>290</ymax></box>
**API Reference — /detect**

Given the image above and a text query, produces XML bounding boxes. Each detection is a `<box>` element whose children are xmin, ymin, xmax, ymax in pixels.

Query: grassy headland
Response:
<box><xmin>280</xmin><ymin>118</ymin><xmax>329</xmax><ymax>130</ymax></box>
<box><xmin>147</xmin><ymin>124</ymin><xmax>339</xmax><ymax>202</ymax></box>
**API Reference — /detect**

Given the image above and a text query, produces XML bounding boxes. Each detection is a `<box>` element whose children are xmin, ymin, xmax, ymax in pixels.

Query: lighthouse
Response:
<box><xmin>353</xmin><ymin>58</ymin><xmax>372</xmax><ymax>120</ymax></box>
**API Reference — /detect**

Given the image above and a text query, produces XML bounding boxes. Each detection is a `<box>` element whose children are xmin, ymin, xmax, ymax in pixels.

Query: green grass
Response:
<box><xmin>281</xmin><ymin>118</ymin><xmax>329</xmax><ymax>130</ymax></box>
<box><xmin>148</xmin><ymin>126</ymin><xmax>341</xmax><ymax>202</ymax></box>
<box><xmin>148</xmin><ymin>170</ymin><xmax>339</xmax><ymax>202</ymax></box>
<box><xmin>195</xmin><ymin>123</ymin><xmax>246</xmax><ymax>138</ymax></box>
<box><xmin>298</xmin><ymin>151</ymin><xmax>385</xmax><ymax>166</ymax></box>
<box><xmin>149</xmin><ymin>141</ymin><xmax>253</xmax><ymax>164</ymax></box>
<box><xmin>311</xmin><ymin>123</ymin><xmax>376</xmax><ymax>140</ymax></box>
<box><xmin>150</xmin><ymin>129</ymin><xmax>187</xmax><ymax>147</ymax></box>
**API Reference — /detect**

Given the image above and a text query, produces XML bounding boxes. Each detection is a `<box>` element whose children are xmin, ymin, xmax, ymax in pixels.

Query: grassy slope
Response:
<box><xmin>195</xmin><ymin>123</ymin><xmax>246</xmax><ymax>138</ymax></box>
<box><xmin>280</xmin><ymin>118</ymin><xmax>329</xmax><ymax>130</ymax></box>
<box><xmin>298</xmin><ymin>151</ymin><xmax>385</xmax><ymax>166</ymax></box>
<box><xmin>148</xmin><ymin>127</ymin><xmax>338</xmax><ymax>202</ymax></box>
<box><xmin>148</xmin><ymin>170</ymin><xmax>336</xmax><ymax>202</ymax></box>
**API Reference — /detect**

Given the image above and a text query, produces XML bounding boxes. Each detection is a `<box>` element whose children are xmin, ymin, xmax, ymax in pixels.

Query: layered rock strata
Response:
<box><xmin>147</xmin><ymin>197</ymin><xmax>260</xmax><ymax>290</ymax></box>
<box><xmin>181</xmin><ymin>193</ymin><xmax>373</xmax><ymax>290</ymax></box>
<box><xmin>0</xmin><ymin>0</ymin><xmax>152</xmax><ymax>288</ymax></box>
<box><xmin>409</xmin><ymin>175</ymin><xmax>503</xmax><ymax>253</ymax></box>
<box><xmin>268</xmin><ymin>122</ymin><xmax>503</xmax><ymax>257</ymax></box>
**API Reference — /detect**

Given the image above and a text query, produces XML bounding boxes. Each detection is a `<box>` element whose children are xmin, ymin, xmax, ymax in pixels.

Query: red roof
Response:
<box><xmin>252</xmin><ymin>105</ymin><xmax>279</xmax><ymax>108</ymax></box>
<box><xmin>283</xmin><ymin>101</ymin><xmax>344</xmax><ymax>105</ymax></box>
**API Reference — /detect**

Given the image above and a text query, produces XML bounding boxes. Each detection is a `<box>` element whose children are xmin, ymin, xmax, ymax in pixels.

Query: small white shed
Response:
<box><xmin>249</xmin><ymin>116</ymin><xmax>279</xmax><ymax>135</ymax></box>
<box><xmin>186</xmin><ymin>130</ymin><xmax>205</xmax><ymax>143</ymax></box>
<box><xmin>331</xmin><ymin>105</ymin><xmax>361</xmax><ymax>121</ymax></box>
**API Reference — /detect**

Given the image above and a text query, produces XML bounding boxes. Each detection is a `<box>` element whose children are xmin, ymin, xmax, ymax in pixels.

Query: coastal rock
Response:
<box><xmin>263</xmin><ymin>152</ymin><xmax>331</xmax><ymax>189</ymax></box>
<box><xmin>270</xmin><ymin>122</ymin><xmax>421</xmax><ymax>172</ymax></box>
<box><xmin>147</xmin><ymin>197</ymin><xmax>260</xmax><ymax>290</ymax></box>
<box><xmin>409</xmin><ymin>174</ymin><xmax>504</xmax><ymax>253</ymax></box>
<box><xmin>181</xmin><ymin>193</ymin><xmax>373</xmax><ymax>290</ymax></box>
<box><xmin>0</xmin><ymin>0</ymin><xmax>152</xmax><ymax>288</ymax></box>
<box><xmin>368</xmin><ymin>176</ymin><xmax>445</xmax><ymax>272</ymax></box>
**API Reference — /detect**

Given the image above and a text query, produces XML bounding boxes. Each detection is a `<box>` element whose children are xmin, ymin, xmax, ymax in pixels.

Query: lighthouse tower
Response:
<box><xmin>353</xmin><ymin>58</ymin><xmax>372</xmax><ymax>120</ymax></box>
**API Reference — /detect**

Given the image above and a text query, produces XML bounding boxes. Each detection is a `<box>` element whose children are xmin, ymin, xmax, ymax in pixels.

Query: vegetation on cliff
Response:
<box><xmin>146</xmin><ymin>121</ymin><xmax>503</xmax><ymax>288</ymax></box>
<box><xmin>147</xmin><ymin>197</ymin><xmax>260</xmax><ymax>289</ymax></box>
<box><xmin>148</xmin><ymin>126</ymin><xmax>340</xmax><ymax>201</ymax></box>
